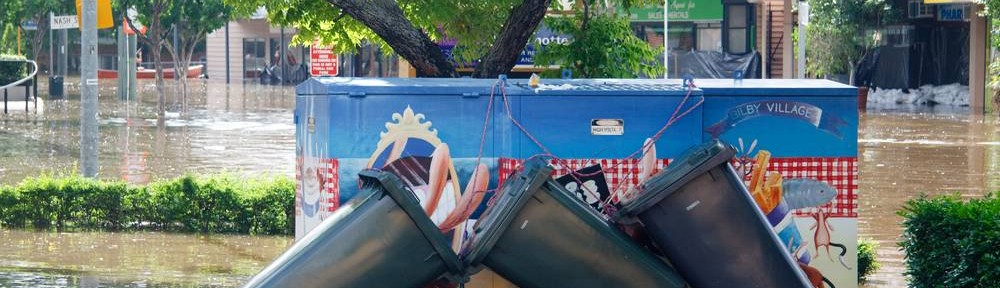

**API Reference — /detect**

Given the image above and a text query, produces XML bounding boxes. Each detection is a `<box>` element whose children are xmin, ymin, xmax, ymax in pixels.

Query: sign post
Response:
<box><xmin>310</xmin><ymin>43</ymin><xmax>339</xmax><ymax>77</ymax></box>
<box><xmin>81</xmin><ymin>0</ymin><xmax>99</xmax><ymax>178</ymax></box>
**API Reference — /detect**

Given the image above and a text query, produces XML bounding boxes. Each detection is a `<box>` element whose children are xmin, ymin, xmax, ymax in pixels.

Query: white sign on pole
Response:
<box><xmin>51</xmin><ymin>15</ymin><xmax>80</xmax><ymax>30</ymax></box>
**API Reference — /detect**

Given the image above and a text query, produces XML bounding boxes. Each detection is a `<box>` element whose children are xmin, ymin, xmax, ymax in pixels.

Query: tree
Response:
<box><xmin>121</xmin><ymin>0</ymin><xmax>172</xmax><ymax>117</ymax></box>
<box><xmin>0</xmin><ymin>1</ymin><xmax>72</xmax><ymax>66</ymax></box>
<box><xmin>805</xmin><ymin>0</ymin><xmax>897</xmax><ymax>84</ymax></box>
<box><xmin>534</xmin><ymin>0</ymin><xmax>663</xmax><ymax>78</ymax></box>
<box><xmin>979</xmin><ymin>1</ymin><xmax>1000</xmax><ymax>111</ymax></box>
<box><xmin>226</xmin><ymin>0</ymin><xmax>552</xmax><ymax>78</ymax></box>
<box><xmin>162</xmin><ymin>0</ymin><xmax>232</xmax><ymax>109</ymax></box>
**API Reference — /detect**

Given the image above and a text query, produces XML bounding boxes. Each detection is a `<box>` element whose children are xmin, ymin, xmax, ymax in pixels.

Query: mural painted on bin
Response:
<box><xmin>298</xmin><ymin>104</ymin><xmax>499</xmax><ymax>250</ymax></box>
<box><xmin>710</xmin><ymin>97</ymin><xmax>859</xmax><ymax>288</ymax></box>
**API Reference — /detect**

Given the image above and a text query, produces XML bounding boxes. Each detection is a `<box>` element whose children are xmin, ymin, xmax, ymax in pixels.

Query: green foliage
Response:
<box><xmin>534</xmin><ymin>1</ymin><xmax>663</xmax><ymax>78</ymax></box>
<box><xmin>858</xmin><ymin>238</ymin><xmax>882</xmax><ymax>283</ymax></box>
<box><xmin>226</xmin><ymin>0</ymin><xmax>522</xmax><ymax>62</ymax></box>
<box><xmin>0</xmin><ymin>54</ymin><xmax>28</xmax><ymax>85</ymax></box>
<box><xmin>0</xmin><ymin>174</ymin><xmax>295</xmax><ymax>235</ymax></box>
<box><xmin>898</xmin><ymin>194</ymin><xmax>1000</xmax><ymax>287</ymax></box>
<box><xmin>805</xmin><ymin>0</ymin><xmax>896</xmax><ymax>78</ymax></box>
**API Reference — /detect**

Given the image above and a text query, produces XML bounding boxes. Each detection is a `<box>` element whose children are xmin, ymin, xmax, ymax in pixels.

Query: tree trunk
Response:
<box><xmin>472</xmin><ymin>0</ymin><xmax>551</xmax><ymax>78</ymax></box>
<box><xmin>29</xmin><ymin>13</ymin><xmax>49</xmax><ymax>68</ymax></box>
<box><xmin>327</xmin><ymin>0</ymin><xmax>455</xmax><ymax>77</ymax></box>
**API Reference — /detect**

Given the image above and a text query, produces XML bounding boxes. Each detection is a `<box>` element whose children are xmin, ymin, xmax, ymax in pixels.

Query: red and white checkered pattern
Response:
<box><xmin>498</xmin><ymin>158</ymin><xmax>671</xmax><ymax>199</ymax></box>
<box><xmin>499</xmin><ymin>157</ymin><xmax>858</xmax><ymax>218</ymax></box>
<box><xmin>751</xmin><ymin>157</ymin><xmax>858</xmax><ymax>218</ymax></box>
<box><xmin>295</xmin><ymin>158</ymin><xmax>340</xmax><ymax>218</ymax></box>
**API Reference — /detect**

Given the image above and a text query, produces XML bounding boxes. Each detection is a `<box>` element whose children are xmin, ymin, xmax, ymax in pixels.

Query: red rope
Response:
<box><xmin>491</xmin><ymin>81</ymin><xmax>703</xmax><ymax>207</ymax></box>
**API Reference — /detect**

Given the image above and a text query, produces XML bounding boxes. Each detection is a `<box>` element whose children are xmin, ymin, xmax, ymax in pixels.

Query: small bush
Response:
<box><xmin>858</xmin><ymin>238</ymin><xmax>881</xmax><ymax>283</ymax></box>
<box><xmin>899</xmin><ymin>194</ymin><xmax>1000</xmax><ymax>288</ymax></box>
<box><xmin>0</xmin><ymin>174</ymin><xmax>294</xmax><ymax>235</ymax></box>
<box><xmin>0</xmin><ymin>54</ymin><xmax>28</xmax><ymax>85</ymax></box>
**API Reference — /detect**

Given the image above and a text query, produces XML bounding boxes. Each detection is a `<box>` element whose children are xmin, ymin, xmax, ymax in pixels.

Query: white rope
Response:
<box><xmin>0</xmin><ymin>60</ymin><xmax>39</xmax><ymax>91</ymax></box>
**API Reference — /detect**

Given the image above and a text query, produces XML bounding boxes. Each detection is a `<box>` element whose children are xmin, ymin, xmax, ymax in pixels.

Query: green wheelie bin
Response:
<box><xmin>462</xmin><ymin>159</ymin><xmax>687</xmax><ymax>288</ymax></box>
<box><xmin>616</xmin><ymin>140</ymin><xmax>811</xmax><ymax>287</ymax></box>
<box><xmin>243</xmin><ymin>169</ymin><xmax>464</xmax><ymax>288</ymax></box>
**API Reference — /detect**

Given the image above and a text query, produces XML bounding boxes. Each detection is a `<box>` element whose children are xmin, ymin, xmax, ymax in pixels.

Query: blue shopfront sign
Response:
<box><xmin>439</xmin><ymin>26</ymin><xmax>570</xmax><ymax>67</ymax></box>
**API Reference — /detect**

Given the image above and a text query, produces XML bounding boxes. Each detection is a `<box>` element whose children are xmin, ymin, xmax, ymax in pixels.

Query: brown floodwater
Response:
<box><xmin>0</xmin><ymin>78</ymin><xmax>296</xmax><ymax>185</ymax></box>
<box><xmin>859</xmin><ymin>108</ymin><xmax>1000</xmax><ymax>287</ymax></box>
<box><xmin>3</xmin><ymin>79</ymin><xmax>999</xmax><ymax>287</ymax></box>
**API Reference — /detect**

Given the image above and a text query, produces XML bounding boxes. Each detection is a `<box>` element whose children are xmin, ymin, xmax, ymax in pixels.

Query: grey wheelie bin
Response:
<box><xmin>243</xmin><ymin>169</ymin><xmax>464</xmax><ymax>288</ymax></box>
<box><xmin>462</xmin><ymin>159</ymin><xmax>687</xmax><ymax>288</ymax></box>
<box><xmin>616</xmin><ymin>140</ymin><xmax>811</xmax><ymax>288</ymax></box>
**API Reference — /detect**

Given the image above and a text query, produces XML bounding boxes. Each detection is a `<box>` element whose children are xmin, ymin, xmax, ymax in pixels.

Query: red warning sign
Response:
<box><xmin>310</xmin><ymin>44</ymin><xmax>339</xmax><ymax>76</ymax></box>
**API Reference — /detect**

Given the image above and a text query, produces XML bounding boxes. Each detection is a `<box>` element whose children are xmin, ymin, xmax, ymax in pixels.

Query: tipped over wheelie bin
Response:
<box><xmin>461</xmin><ymin>159</ymin><xmax>687</xmax><ymax>288</ymax></box>
<box><xmin>243</xmin><ymin>170</ymin><xmax>464</xmax><ymax>288</ymax></box>
<box><xmin>616</xmin><ymin>140</ymin><xmax>811</xmax><ymax>288</ymax></box>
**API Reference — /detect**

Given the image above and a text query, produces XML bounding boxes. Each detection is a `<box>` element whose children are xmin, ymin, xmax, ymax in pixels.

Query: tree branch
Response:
<box><xmin>471</xmin><ymin>0</ymin><xmax>551</xmax><ymax>78</ymax></box>
<box><xmin>325</xmin><ymin>0</ymin><xmax>456</xmax><ymax>77</ymax></box>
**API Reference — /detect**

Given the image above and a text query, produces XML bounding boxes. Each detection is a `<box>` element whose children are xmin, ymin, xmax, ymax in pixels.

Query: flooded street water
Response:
<box><xmin>1</xmin><ymin>79</ymin><xmax>297</xmax><ymax>287</ymax></box>
<box><xmin>0</xmin><ymin>229</ymin><xmax>291</xmax><ymax>287</ymax></box>
<box><xmin>859</xmin><ymin>108</ymin><xmax>1000</xmax><ymax>287</ymax></box>
<box><xmin>3</xmin><ymin>79</ymin><xmax>1000</xmax><ymax>286</ymax></box>
<box><xmin>0</xmin><ymin>79</ymin><xmax>296</xmax><ymax>185</ymax></box>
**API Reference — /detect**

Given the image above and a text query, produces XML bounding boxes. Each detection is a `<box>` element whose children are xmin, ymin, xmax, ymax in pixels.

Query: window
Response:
<box><xmin>242</xmin><ymin>38</ymin><xmax>266</xmax><ymax>79</ymax></box>
<box><xmin>697</xmin><ymin>23</ymin><xmax>723</xmax><ymax>52</ymax></box>
<box><xmin>908</xmin><ymin>0</ymin><xmax>933</xmax><ymax>19</ymax></box>
<box><xmin>725</xmin><ymin>5</ymin><xmax>750</xmax><ymax>54</ymax></box>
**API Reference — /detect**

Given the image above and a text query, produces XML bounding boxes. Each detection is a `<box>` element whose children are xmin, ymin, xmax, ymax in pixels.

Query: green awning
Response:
<box><xmin>627</xmin><ymin>0</ymin><xmax>724</xmax><ymax>22</ymax></box>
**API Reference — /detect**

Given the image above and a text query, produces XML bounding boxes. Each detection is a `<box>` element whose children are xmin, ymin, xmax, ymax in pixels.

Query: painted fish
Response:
<box><xmin>782</xmin><ymin>178</ymin><xmax>838</xmax><ymax>210</ymax></box>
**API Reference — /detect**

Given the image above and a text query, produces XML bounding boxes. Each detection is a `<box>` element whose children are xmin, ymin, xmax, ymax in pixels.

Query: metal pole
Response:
<box><xmin>81</xmin><ymin>0</ymin><xmax>99</xmax><ymax>178</ymax></box>
<box><xmin>280</xmin><ymin>26</ymin><xmax>286</xmax><ymax>84</ymax></box>
<box><xmin>60</xmin><ymin>29</ymin><xmax>67</xmax><ymax>76</ymax></box>
<box><xmin>797</xmin><ymin>2</ymin><xmax>807</xmax><ymax>79</ymax></box>
<box><xmin>663</xmin><ymin>0</ymin><xmax>669</xmax><ymax>79</ymax></box>
<box><xmin>118</xmin><ymin>26</ymin><xmax>127</xmax><ymax>99</ymax></box>
<box><xmin>49</xmin><ymin>13</ymin><xmax>54</xmax><ymax>76</ymax></box>
<box><xmin>128</xmin><ymin>33</ymin><xmax>137</xmax><ymax>99</ymax></box>
<box><xmin>172</xmin><ymin>23</ymin><xmax>179</xmax><ymax>80</ymax></box>
<box><xmin>225</xmin><ymin>22</ymin><xmax>230</xmax><ymax>84</ymax></box>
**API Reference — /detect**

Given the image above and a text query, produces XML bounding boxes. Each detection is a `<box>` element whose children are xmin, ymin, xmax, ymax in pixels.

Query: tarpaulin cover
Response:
<box><xmin>671</xmin><ymin>50</ymin><xmax>761</xmax><ymax>79</ymax></box>
<box><xmin>855</xmin><ymin>24</ymin><xmax>969</xmax><ymax>89</ymax></box>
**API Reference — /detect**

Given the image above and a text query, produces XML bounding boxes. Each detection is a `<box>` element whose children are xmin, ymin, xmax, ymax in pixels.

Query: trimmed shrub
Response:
<box><xmin>858</xmin><ymin>238</ymin><xmax>881</xmax><ymax>283</ymax></box>
<box><xmin>0</xmin><ymin>54</ymin><xmax>28</xmax><ymax>85</ymax></box>
<box><xmin>899</xmin><ymin>194</ymin><xmax>1000</xmax><ymax>288</ymax></box>
<box><xmin>0</xmin><ymin>174</ymin><xmax>294</xmax><ymax>235</ymax></box>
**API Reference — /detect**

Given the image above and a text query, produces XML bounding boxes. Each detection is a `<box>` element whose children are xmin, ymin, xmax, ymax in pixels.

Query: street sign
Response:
<box><xmin>22</xmin><ymin>21</ymin><xmax>38</xmax><ymax>31</ymax></box>
<box><xmin>51</xmin><ymin>15</ymin><xmax>79</xmax><ymax>30</ymax></box>
<box><xmin>938</xmin><ymin>4</ymin><xmax>970</xmax><ymax>21</ymax></box>
<box><xmin>74</xmin><ymin>0</ymin><xmax>114</xmax><ymax>29</ymax></box>
<box><xmin>310</xmin><ymin>43</ymin><xmax>339</xmax><ymax>76</ymax></box>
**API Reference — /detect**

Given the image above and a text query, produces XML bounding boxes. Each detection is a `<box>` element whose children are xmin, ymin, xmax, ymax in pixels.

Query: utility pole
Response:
<box><xmin>663</xmin><ymin>0</ymin><xmax>669</xmax><ymax>79</ymax></box>
<box><xmin>81</xmin><ymin>0</ymin><xmax>99</xmax><ymax>178</ymax></box>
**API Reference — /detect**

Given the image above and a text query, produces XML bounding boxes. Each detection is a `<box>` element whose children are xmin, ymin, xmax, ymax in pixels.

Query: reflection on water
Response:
<box><xmin>0</xmin><ymin>79</ymin><xmax>296</xmax><ymax>185</ymax></box>
<box><xmin>859</xmin><ymin>110</ymin><xmax>1000</xmax><ymax>287</ymax></box>
<box><xmin>0</xmin><ymin>229</ymin><xmax>291</xmax><ymax>287</ymax></box>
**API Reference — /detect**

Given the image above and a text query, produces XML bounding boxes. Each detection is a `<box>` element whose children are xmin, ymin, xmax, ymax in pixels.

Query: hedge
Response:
<box><xmin>0</xmin><ymin>54</ymin><xmax>27</xmax><ymax>85</ymax></box>
<box><xmin>0</xmin><ymin>174</ymin><xmax>295</xmax><ymax>235</ymax></box>
<box><xmin>858</xmin><ymin>238</ymin><xmax>881</xmax><ymax>283</ymax></box>
<box><xmin>899</xmin><ymin>194</ymin><xmax>1000</xmax><ymax>288</ymax></box>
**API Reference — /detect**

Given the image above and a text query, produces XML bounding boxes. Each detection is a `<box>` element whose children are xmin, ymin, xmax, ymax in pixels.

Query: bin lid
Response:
<box><xmin>296</xmin><ymin>77</ymin><xmax>528</xmax><ymax>96</ymax></box>
<box><xmin>357</xmin><ymin>169</ymin><xmax>465</xmax><ymax>276</ymax></box>
<box><xmin>460</xmin><ymin>158</ymin><xmax>554</xmax><ymax>267</ymax></box>
<box><xmin>516</xmin><ymin>79</ymin><xmax>701</xmax><ymax>96</ymax></box>
<box><xmin>617</xmin><ymin>140</ymin><xmax>737</xmax><ymax>217</ymax></box>
<box><xmin>680</xmin><ymin>79</ymin><xmax>857</xmax><ymax>97</ymax></box>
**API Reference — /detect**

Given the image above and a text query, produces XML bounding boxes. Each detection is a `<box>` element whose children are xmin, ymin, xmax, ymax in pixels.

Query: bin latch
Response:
<box><xmin>462</xmin><ymin>92</ymin><xmax>480</xmax><ymax>98</ymax></box>
<box><xmin>348</xmin><ymin>91</ymin><xmax>367</xmax><ymax>98</ymax></box>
